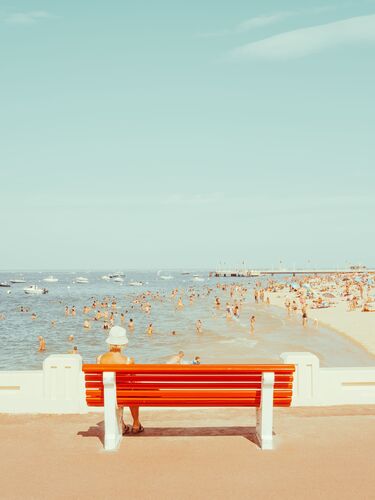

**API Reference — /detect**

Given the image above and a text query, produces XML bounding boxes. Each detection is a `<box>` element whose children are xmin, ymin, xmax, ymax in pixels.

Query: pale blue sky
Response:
<box><xmin>1</xmin><ymin>1</ymin><xmax>374</xmax><ymax>270</ymax></box>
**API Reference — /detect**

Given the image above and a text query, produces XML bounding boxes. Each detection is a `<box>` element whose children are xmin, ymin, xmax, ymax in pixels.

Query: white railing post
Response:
<box><xmin>256</xmin><ymin>372</ymin><xmax>275</xmax><ymax>450</ymax></box>
<box><xmin>280</xmin><ymin>352</ymin><xmax>320</xmax><ymax>406</ymax></box>
<box><xmin>103</xmin><ymin>372</ymin><xmax>122</xmax><ymax>451</ymax></box>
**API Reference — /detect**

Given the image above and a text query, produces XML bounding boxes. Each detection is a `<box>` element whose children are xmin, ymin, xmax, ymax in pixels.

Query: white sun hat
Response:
<box><xmin>105</xmin><ymin>325</ymin><xmax>129</xmax><ymax>345</ymax></box>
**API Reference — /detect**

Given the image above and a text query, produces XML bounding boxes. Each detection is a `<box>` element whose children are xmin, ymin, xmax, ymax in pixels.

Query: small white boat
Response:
<box><xmin>109</xmin><ymin>272</ymin><xmax>125</xmax><ymax>278</ymax></box>
<box><xmin>24</xmin><ymin>285</ymin><xmax>48</xmax><ymax>295</ymax></box>
<box><xmin>10</xmin><ymin>278</ymin><xmax>26</xmax><ymax>284</ymax></box>
<box><xmin>129</xmin><ymin>281</ymin><xmax>143</xmax><ymax>286</ymax></box>
<box><xmin>75</xmin><ymin>277</ymin><xmax>89</xmax><ymax>284</ymax></box>
<box><xmin>113</xmin><ymin>277</ymin><xmax>124</xmax><ymax>282</ymax></box>
<box><xmin>0</xmin><ymin>282</ymin><xmax>11</xmax><ymax>287</ymax></box>
<box><xmin>192</xmin><ymin>276</ymin><xmax>205</xmax><ymax>282</ymax></box>
<box><xmin>101</xmin><ymin>275</ymin><xmax>111</xmax><ymax>281</ymax></box>
<box><xmin>160</xmin><ymin>275</ymin><xmax>173</xmax><ymax>280</ymax></box>
<box><xmin>43</xmin><ymin>276</ymin><xmax>59</xmax><ymax>283</ymax></box>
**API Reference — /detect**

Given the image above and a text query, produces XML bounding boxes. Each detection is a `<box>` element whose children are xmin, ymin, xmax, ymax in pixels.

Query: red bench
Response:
<box><xmin>82</xmin><ymin>363</ymin><xmax>295</xmax><ymax>450</ymax></box>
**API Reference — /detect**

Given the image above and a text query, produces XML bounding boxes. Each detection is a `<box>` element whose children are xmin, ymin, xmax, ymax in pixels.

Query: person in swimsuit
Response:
<box><xmin>97</xmin><ymin>326</ymin><xmax>143</xmax><ymax>434</ymax></box>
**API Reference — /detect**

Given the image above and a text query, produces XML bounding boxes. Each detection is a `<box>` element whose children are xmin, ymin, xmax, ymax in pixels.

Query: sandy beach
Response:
<box><xmin>269</xmin><ymin>289</ymin><xmax>375</xmax><ymax>356</ymax></box>
<box><xmin>1</xmin><ymin>406</ymin><xmax>375</xmax><ymax>500</ymax></box>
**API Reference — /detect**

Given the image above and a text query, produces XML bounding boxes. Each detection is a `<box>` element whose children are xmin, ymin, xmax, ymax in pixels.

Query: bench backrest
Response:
<box><xmin>83</xmin><ymin>364</ymin><xmax>295</xmax><ymax>408</ymax></box>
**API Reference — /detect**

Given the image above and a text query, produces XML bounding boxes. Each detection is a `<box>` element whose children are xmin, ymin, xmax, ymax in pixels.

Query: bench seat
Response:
<box><xmin>82</xmin><ymin>364</ymin><xmax>295</xmax><ymax>450</ymax></box>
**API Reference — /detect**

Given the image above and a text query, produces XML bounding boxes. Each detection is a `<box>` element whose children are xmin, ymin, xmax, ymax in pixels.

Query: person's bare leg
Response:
<box><xmin>129</xmin><ymin>406</ymin><xmax>140</xmax><ymax>430</ymax></box>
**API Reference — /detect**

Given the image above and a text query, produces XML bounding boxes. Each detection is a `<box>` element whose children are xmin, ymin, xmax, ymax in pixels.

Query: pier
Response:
<box><xmin>210</xmin><ymin>268</ymin><xmax>374</xmax><ymax>278</ymax></box>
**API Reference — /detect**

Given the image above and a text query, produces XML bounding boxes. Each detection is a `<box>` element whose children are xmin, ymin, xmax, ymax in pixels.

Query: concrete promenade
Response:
<box><xmin>1</xmin><ymin>405</ymin><xmax>375</xmax><ymax>499</ymax></box>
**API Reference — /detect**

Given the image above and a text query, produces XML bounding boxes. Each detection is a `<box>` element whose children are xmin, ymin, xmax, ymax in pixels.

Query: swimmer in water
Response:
<box><xmin>68</xmin><ymin>335</ymin><xmax>74</xmax><ymax>342</ymax></box>
<box><xmin>176</xmin><ymin>297</ymin><xmax>184</xmax><ymax>310</ymax></box>
<box><xmin>128</xmin><ymin>318</ymin><xmax>134</xmax><ymax>331</ymax></box>
<box><xmin>83</xmin><ymin>319</ymin><xmax>91</xmax><ymax>329</ymax></box>
<box><xmin>31</xmin><ymin>313</ymin><xmax>37</xmax><ymax>320</ymax></box>
<box><xmin>147</xmin><ymin>323</ymin><xmax>153</xmax><ymax>335</ymax></box>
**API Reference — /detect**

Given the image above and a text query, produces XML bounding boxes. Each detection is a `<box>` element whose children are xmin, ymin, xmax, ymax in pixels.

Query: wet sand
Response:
<box><xmin>1</xmin><ymin>406</ymin><xmax>375</xmax><ymax>499</ymax></box>
<box><xmin>270</xmin><ymin>290</ymin><xmax>375</xmax><ymax>356</ymax></box>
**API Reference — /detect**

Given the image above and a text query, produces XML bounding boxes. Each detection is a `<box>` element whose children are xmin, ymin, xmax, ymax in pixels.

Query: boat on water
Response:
<box><xmin>0</xmin><ymin>282</ymin><xmax>11</xmax><ymax>287</ymax></box>
<box><xmin>10</xmin><ymin>279</ymin><xmax>26</xmax><ymax>284</ymax></box>
<box><xmin>75</xmin><ymin>277</ymin><xmax>89</xmax><ymax>284</ymax></box>
<box><xmin>160</xmin><ymin>275</ymin><xmax>173</xmax><ymax>280</ymax></box>
<box><xmin>101</xmin><ymin>275</ymin><xmax>111</xmax><ymax>280</ymax></box>
<box><xmin>128</xmin><ymin>281</ymin><xmax>143</xmax><ymax>286</ymax></box>
<box><xmin>109</xmin><ymin>272</ymin><xmax>125</xmax><ymax>278</ymax></box>
<box><xmin>181</xmin><ymin>272</ymin><xmax>190</xmax><ymax>275</ymax></box>
<box><xmin>113</xmin><ymin>277</ymin><xmax>124</xmax><ymax>282</ymax></box>
<box><xmin>43</xmin><ymin>276</ymin><xmax>59</xmax><ymax>283</ymax></box>
<box><xmin>192</xmin><ymin>276</ymin><xmax>205</xmax><ymax>282</ymax></box>
<box><xmin>24</xmin><ymin>285</ymin><xmax>48</xmax><ymax>295</ymax></box>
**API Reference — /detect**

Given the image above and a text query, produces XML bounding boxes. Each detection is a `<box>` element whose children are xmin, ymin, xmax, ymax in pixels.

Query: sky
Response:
<box><xmin>0</xmin><ymin>0</ymin><xmax>374</xmax><ymax>270</ymax></box>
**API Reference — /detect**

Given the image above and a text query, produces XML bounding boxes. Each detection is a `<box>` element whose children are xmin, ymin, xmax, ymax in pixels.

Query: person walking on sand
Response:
<box><xmin>97</xmin><ymin>326</ymin><xmax>143</xmax><ymax>435</ymax></box>
<box><xmin>302</xmin><ymin>306</ymin><xmax>308</xmax><ymax>328</ymax></box>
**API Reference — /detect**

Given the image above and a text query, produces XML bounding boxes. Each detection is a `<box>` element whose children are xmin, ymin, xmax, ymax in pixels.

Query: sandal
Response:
<box><xmin>122</xmin><ymin>424</ymin><xmax>131</xmax><ymax>435</ymax></box>
<box><xmin>131</xmin><ymin>424</ymin><xmax>144</xmax><ymax>434</ymax></box>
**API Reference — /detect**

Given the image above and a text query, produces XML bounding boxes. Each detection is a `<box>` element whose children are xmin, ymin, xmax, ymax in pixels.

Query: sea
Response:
<box><xmin>0</xmin><ymin>270</ymin><xmax>374</xmax><ymax>370</ymax></box>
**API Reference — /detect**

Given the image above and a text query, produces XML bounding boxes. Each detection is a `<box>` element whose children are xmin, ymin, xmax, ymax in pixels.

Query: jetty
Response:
<box><xmin>210</xmin><ymin>267</ymin><xmax>374</xmax><ymax>278</ymax></box>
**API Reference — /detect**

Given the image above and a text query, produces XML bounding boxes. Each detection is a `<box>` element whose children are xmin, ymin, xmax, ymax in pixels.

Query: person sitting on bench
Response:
<box><xmin>97</xmin><ymin>326</ymin><xmax>143</xmax><ymax>434</ymax></box>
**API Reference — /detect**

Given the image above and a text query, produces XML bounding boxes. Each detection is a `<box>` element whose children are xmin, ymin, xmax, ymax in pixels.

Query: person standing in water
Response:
<box><xmin>250</xmin><ymin>315</ymin><xmax>256</xmax><ymax>333</ymax></box>
<box><xmin>38</xmin><ymin>336</ymin><xmax>46</xmax><ymax>351</ymax></box>
<box><xmin>196</xmin><ymin>319</ymin><xmax>202</xmax><ymax>334</ymax></box>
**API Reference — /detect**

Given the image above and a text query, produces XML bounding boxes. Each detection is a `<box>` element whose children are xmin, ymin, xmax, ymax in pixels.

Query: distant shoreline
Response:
<box><xmin>269</xmin><ymin>290</ymin><xmax>375</xmax><ymax>357</ymax></box>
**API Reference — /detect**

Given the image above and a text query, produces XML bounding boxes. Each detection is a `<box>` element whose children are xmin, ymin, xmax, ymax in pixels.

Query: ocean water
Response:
<box><xmin>0</xmin><ymin>271</ymin><xmax>374</xmax><ymax>370</ymax></box>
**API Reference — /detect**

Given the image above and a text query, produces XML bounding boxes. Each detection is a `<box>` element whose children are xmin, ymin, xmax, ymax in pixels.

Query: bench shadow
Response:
<box><xmin>77</xmin><ymin>421</ymin><xmax>105</xmax><ymax>446</ymax></box>
<box><xmin>78</xmin><ymin>421</ymin><xmax>260</xmax><ymax>447</ymax></box>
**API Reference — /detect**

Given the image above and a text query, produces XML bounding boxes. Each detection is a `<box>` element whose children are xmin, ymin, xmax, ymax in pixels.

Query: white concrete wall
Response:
<box><xmin>0</xmin><ymin>355</ymin><xmax>90</xmax><ymax>413</ymax></box>
<box><xmin>281</xmin><ymin>352</ymin><xmax>375</xmax><ymax>406</ymax></box>
<box><xmin>0</xmin><ymin>353</ymin><xmax>374</xmax><ymax>413</ymax></box>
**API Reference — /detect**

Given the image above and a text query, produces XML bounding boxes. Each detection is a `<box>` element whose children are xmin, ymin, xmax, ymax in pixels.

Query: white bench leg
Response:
<box><xmin>103</xmin><ymin>372</ymin><xmax>122</xmax><ymax>451</ymax></box>
<box><xmin>256</xmin><ymin>372</ymin><xmax>275</xmax><ymax>450</ymax></box>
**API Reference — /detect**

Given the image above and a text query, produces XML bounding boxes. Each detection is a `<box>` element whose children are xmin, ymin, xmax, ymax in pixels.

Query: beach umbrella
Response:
<box><xmin>290</xmin><ymin>282</ymin><xmax>299</xmax><ymax>289</ymax></box>
<box><xmin>302</xmin><ymin>284</ymin><xmax>312</xmax><ymax>290</ymax></box>
<box><xmin>354</xmin><ymin>276</ymin><xmax>362</xmax><ymax>283</ymax></box>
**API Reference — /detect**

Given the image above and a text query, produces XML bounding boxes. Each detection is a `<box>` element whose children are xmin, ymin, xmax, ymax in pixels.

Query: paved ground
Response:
<box><xmin>1</xmin><ymin>405</ymin><xmax>375</xmax><ymax>499</ymax></box>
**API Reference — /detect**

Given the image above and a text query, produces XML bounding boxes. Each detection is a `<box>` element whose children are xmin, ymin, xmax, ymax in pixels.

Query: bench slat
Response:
<box><xmin>83</xmin><ymin>364</ymin><xmax>295</xmax><ymax>374</ymax></box>
<box><xmin>85</xmin><ymin>381</ymin><xmax>293</xmax><ymax>390</ymax></box>
<box><xmin>84</xmin><ymin>374</ymin><xmax>293</xmax><ymax>383</ymax></box>
<box><xmin>85</xmin><ymin>398</ymin><xmax>292</xmax><ymax>407</ymax></box>
<box><xmin>86</xmin><ymin>389</ymin><xmax>292</xmax><ymax>399</ymax></box>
